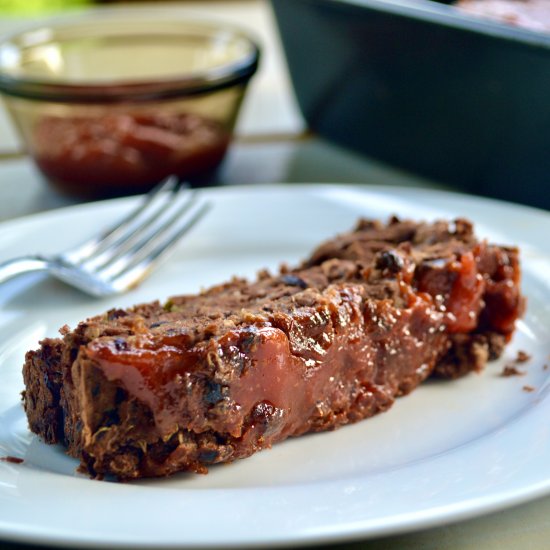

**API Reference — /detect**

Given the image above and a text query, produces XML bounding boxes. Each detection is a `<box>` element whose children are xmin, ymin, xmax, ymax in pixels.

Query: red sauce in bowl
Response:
<box><xmin>33</xmin><ymin>112</ymin><xmax>231</xmax><ymax>199</ymax></box>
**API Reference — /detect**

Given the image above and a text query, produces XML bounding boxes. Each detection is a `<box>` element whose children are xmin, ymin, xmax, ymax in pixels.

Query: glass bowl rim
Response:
<box><xmin>0</xmin><ymin>7</ymin><xmax>261</xmax><ymax>103</ymax></box>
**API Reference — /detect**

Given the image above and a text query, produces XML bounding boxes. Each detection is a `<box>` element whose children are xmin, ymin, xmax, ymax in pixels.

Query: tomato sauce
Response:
<box><xmin>32</xmin><ymin>112</ymin><xmax>230</xmax><ymax>199</ymax></box>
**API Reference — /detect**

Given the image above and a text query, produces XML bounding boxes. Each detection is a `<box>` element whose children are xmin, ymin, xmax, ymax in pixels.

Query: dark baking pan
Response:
<box><xmin>270</xmin><ymin>0</ymin><xmax>550</xmax><ymax>209</ymax></box>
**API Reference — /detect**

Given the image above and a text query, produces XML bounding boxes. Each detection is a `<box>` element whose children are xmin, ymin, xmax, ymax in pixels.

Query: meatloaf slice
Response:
<box><xmin>22</xmin><ymin>217</ymin><xmax>524</xmax><ymax>479</ymax></box>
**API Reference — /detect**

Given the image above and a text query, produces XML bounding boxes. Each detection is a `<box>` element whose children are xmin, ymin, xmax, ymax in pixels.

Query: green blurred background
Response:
<box><xmin>0</xmin><ymin>0</ymin><xmax>160</xmax><ymax>15</ymax></box>
<box><xmin>0</xmin><ymin>0</ymin><xmax>90</xmax><ymax>14</ymax></box>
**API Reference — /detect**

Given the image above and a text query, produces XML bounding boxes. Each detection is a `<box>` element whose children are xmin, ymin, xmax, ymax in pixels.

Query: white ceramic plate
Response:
<box><xmin>0</xmin><ymin>184</ymin><xmax>549</xmax><ymax>548</ymax></box>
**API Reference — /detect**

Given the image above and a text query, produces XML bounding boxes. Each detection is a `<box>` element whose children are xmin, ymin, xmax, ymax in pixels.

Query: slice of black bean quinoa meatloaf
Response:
<box><xmin>23</xmin><ymin>217</ymin><xmax>524</xmax><ymax>479</ymax></box>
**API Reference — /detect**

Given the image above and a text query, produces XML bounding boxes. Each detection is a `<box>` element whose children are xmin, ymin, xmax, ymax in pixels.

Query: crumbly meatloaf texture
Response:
<box><xmin>23</xmin><ymin>217</ymin><xmax>524</xmax><ymax>479</ymax></box>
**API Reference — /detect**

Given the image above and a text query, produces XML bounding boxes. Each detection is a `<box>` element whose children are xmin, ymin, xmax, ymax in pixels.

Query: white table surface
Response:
<box><xmin>0</xmin><ymin>2</ymin><xmax>549</xmax><ymax>550</ymax></box>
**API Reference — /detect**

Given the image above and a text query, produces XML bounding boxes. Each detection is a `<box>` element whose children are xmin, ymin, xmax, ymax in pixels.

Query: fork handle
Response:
<box><xmin>0</xmin><ymin>256</ymin><xmax>50</xmax><ymax>285</ymax></box>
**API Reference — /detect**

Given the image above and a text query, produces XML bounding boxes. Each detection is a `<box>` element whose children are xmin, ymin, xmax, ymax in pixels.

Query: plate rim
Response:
<box><xmin>1</xmin><ymin>181</ymin><xmax>549</xmax><ymax>232</ymax></box>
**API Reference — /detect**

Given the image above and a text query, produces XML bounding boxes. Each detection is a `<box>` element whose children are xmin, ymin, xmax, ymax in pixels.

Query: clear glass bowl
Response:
<box><xmin>0</xmin><ymin>8</ymin><xmax>260</xmax><ymax>199</ymax></box>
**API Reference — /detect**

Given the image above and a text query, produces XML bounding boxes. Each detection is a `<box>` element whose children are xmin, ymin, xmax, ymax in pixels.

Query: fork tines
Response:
<box><xmin>62</xmin><ymin>176</ymin><xmax>210</xmax><ymax>293</ymax></box>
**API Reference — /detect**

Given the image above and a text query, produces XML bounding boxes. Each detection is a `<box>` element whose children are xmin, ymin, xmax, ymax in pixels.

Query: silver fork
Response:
<box><xmin>0</xmin><ymin>176</ymin><xmax>210</xmax><ymax>297</ymax></box>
